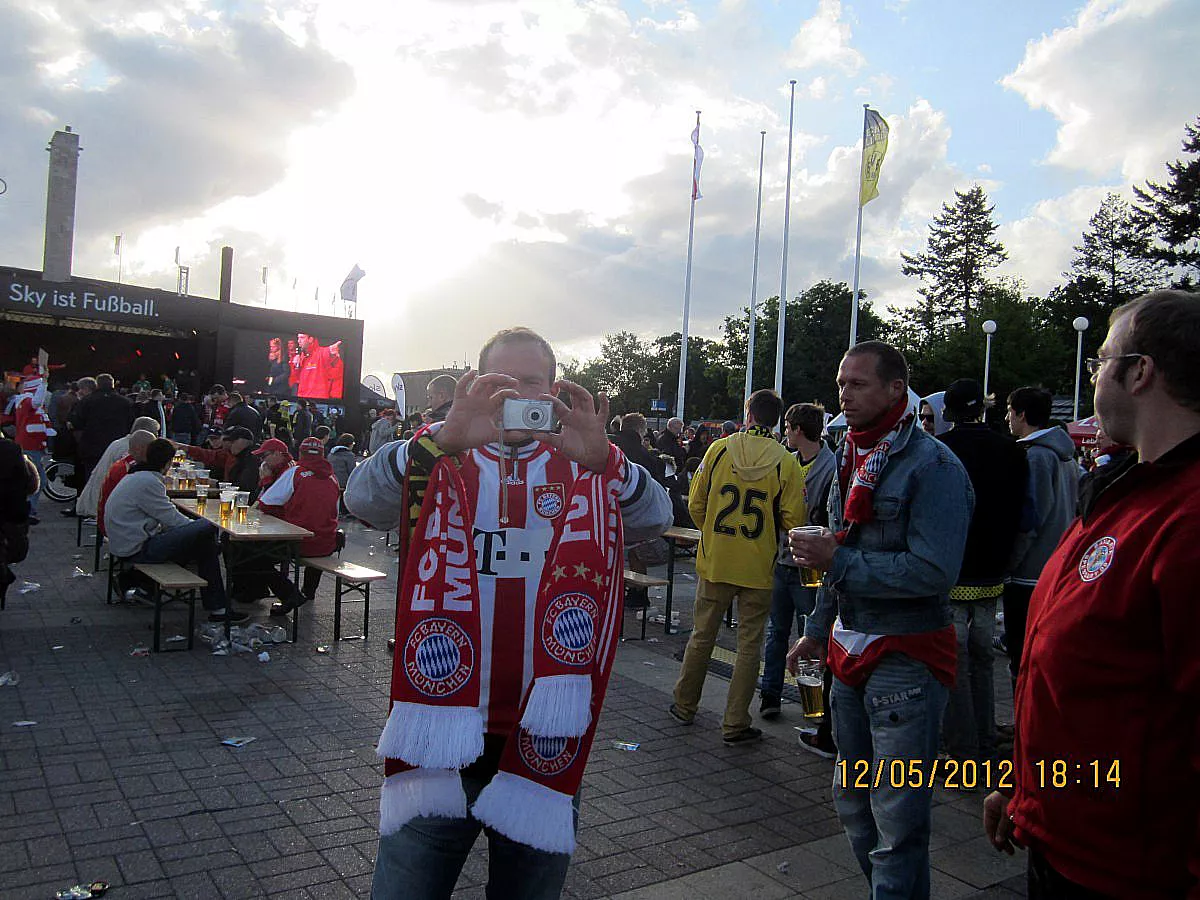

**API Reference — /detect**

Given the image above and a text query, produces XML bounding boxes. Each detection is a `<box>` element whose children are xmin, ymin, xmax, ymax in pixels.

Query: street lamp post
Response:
<box><xmin>1072</xmin><ymin>316</ymin><xmax>1090</xmax><ymax>421</ymax></box>
<box><xmin>982</xmin><ymin>320</ymin><xmax>997</xmax><ymax>397</ymax></box>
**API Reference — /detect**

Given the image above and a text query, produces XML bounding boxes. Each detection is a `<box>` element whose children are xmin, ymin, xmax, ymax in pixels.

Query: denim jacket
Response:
<box><xmin>803</xmin><ymin>419</ymin><xmax>974</xmax><ymax>641</ymax></box>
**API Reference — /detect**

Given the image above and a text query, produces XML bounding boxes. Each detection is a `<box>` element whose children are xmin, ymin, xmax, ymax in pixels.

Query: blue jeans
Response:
<box><xmin>131</xmin><ymin>518</ymin><xmax>227</xmax><ymax>611</ymax></box>
<box><xmin>760</xmin><ymin>564</ymin><xmax>817</xmax><ymax>700</ymax></box>
<box><xmin>942</xmin><ymin>600</ymin><xmax>997</xmax><ymax>761</ymax></box>
<box><xmin>830</xmin><ymin>653</ymin><xmax>949</xmax><ymax>900</ymax></box>
<box><xmin>24</xmin><ymin>449</ymin><xmax>45</xmax><ymax>514</ymax></box>
<box><xmin>371</xmin><ymin>770</ymin><xmax>576</xmax><ymax>899</ymax></box>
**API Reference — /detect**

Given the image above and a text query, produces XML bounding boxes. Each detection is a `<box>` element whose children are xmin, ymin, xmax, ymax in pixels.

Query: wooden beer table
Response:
<box><xmin>173</xmin><ymin>498</ymin><xmax>313</xmax><ymax>640</ymax></box>
<box><xmin>662</xmin><ymin>525</ymin><xmax>701</xmax><ymax>636</ymax></box>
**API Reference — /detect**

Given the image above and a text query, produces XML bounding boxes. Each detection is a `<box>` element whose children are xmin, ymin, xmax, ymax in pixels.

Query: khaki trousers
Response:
<box><xmin>672</xmin><ymin>577</ymin><xmax>772</xmax><ymax>737</ymax></box>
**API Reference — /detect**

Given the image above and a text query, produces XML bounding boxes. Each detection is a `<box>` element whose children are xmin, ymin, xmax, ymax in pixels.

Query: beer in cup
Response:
<box><xmin>795</xmin><ymin>660</ymin><xmax>825</xmax><ymax>719</ymax></box>
<box><xmin>235</xmin><ymin>491</ymin><xmax>250</xmax><ymax>524</ymax></box>
<box><xmin>789</xmin><ymin>525</ymin><xmax>829</xmax><ymax>587</ymax></box>
<box><xmin>195</xmin><ymin>482</ymin><xmax>208</xmax><ymax>512</ymax></box>
<box><xmin>219</xmin><ymin>490</ymin><xmax>236</xmax><ymax>519</ymax></box>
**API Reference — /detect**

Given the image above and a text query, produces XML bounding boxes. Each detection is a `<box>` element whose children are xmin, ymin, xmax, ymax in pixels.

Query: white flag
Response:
<box><xmin>113</xmin><ymin>234</ymin><xmax>122</xmax><ymax>255</ymax></box>
<box><xmin>340</xmin><ymin>264</ymin><xmax>366</xmax><ymax>303</ymax></box>
<box><xmin>691</xmin><ymin>124</ymin><xmax>704</xmax><ymax>200</ymax></box>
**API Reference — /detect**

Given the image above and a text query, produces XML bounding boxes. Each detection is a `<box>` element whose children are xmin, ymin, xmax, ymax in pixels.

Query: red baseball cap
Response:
<box><xmin>252</xmin><ymin>438</ymin><xmax>290</xmax><ymax>456</ymax></box>
<box><xmin>298</xmin><ymin>437</ymin><xmax>325</xmax><ymax>455</ymax></box>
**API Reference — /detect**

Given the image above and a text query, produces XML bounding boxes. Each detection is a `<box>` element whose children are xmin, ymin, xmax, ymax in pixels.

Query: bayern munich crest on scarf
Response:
<box><xmin>1078</xmin><ymin>537</ymin><xmax>1117</xmax><ymax>583</ymax></box>
<box><xmin>518</xmin><ymin>730</ymin><xmax>581</xmax><ymax>777</ymax></box>
<box><xmin>403</xmin><ymin>618</ymin><xmax>476</xmax><ymax>697</ymax></box>
<box><xmin>541</xmin><ymin>593</ymin><xmax>598</xmax><ymax>665</ymax></box>
<box><xmin>533</xmin><ymin>483</ymin><xmax>566</xmax><ymax>519</ymax></box>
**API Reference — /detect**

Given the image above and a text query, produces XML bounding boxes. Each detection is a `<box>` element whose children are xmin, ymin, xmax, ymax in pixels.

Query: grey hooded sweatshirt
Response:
<box><xmin>1009</xmin><ymin>426</ymin><xmax>1080</xmax><ymax>586</ymax></box>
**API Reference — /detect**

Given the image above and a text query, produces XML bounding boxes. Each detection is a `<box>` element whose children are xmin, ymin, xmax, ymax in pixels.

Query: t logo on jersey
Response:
<box><xmin>533</xmin><ymin>483</ymin><xmax>565</xmax><ymax>519</ymax></box>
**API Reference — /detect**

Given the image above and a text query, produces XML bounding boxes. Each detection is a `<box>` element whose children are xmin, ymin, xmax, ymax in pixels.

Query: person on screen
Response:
<box><xmin>287</xmin><ymin>339</ymin><xmax>301</xmax><ymax>392</ymax></box>
<box><xmin>295</xmin><ymin>333</ymin><xmax>343</xmax><ymax>400</ymax></box>
<box><xmin>266</xmin><ymin>337</ymin><xmax>292</xmax><ymax>398</ymax></box>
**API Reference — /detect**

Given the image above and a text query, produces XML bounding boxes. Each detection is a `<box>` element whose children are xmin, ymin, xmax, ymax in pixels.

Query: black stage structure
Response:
<box><xmin>1</xmin><ymin>266</ymin><xmax>366</xmax><ymax>433</ymax></box>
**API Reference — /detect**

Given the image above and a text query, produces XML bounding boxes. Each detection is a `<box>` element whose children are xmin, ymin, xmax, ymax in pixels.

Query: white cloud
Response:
<box><xmin>997</xmin><ymin>184</ymin><xmax>1114</xmax><ymax>295</ymax></box>
<box><xmin>785</xmin><ymin>0</ymin><xmax>865</xmax><ymax>74</ymax></box>
<box><xmin>1001</xmin><ymin>0</ymin><xmax>1199</xmax><ymax>182</ymax></box>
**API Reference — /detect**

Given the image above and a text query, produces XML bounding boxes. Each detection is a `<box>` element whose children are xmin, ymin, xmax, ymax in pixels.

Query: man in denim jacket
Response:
<box><xmin>789</xmin><ymin>341</ymin><xmax>973</xmax><ymax>900</ymax></box>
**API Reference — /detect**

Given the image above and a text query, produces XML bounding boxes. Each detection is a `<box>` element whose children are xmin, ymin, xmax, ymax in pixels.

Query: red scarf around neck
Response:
<box><xmin>377</xmin><ymin>444</ymin><xmax>625</xmax><ymax>854</ymax></box>
<box><xmin>839</xmin><ymin>396</ymin><xmax>912</xmax><ymax>536</ymax></box>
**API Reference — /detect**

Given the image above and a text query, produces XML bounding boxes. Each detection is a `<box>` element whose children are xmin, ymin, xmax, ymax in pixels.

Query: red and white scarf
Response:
<box><xmin>377</xmin><ymin>444</ymin><xmax>625</xmax><ymax>854</ymax></box>
<box><xmin>838</xmin><ymin>396</ymin><xmax>912</xmax><ymax>538</ymax></box>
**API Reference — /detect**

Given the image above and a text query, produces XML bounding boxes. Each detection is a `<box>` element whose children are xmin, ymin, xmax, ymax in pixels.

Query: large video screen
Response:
<box><xmin>232</xmin><ymin>328</ymin><xmax>346</xmax><ymax>401</ymax></box>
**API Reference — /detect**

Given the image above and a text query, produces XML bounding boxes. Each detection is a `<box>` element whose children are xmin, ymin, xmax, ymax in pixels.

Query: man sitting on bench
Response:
<box><xmin>104</xmin><ymin>438</ymin><xmax>246</xmax><ymax>624</ymax></box>
<box><xmin>257</xmin><ymin>436</ymin><xmax>341</xmax><ymax>616</ymax></box>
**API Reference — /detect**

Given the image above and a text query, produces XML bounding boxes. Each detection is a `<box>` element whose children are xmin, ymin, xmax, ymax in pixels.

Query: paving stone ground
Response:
<box><xmin>0</xmin><ymin>506</ymin><xmax>1027</xmax><ymax>899</ymax></box>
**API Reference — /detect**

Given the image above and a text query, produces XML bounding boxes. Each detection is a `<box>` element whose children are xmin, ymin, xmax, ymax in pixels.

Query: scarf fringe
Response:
<box><xmin>471</xmin><ymin>771</ymin><xmax>576</xmax><ymax>855</ymax></box>
<box><xmin>379</xmin><ymin>768</ymin><xmax>468</xmax><ymax>836</ymax></box>
<box><xmin>519</xmin><ymin>674</ymin><xmax>593</xmax><ymax>737</ymax></box>
<box><xmin>376</xmin><ymin>701</ymin><xmax>484</xmax><ymax>770</ymax></box>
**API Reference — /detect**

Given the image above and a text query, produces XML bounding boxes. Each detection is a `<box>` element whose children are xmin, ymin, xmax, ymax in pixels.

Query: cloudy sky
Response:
<box><xmin>2</xmin><ymin>0</ymin><xmax>1196</xmax><ymax>384</ymax></box>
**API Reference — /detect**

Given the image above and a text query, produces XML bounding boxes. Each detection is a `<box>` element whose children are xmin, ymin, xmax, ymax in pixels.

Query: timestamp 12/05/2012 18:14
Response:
<box><xmin>837</xmin><ymin>758</ymin><xmax>1122</xmax><ymax>791</ymax></box>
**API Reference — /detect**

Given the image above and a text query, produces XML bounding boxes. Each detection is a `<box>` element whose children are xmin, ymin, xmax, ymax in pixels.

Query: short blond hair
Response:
<box><xmin>478</xmin><ymin>327</ymin><xmax>556</xmax><ymax>384</ymax></box>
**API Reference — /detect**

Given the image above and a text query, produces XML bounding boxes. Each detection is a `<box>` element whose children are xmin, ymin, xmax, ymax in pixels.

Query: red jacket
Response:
<box><xmin>97</xmin><ymin>454</ymin><xmax>137</xmax><ymax>537</ymax></box>
<box><xmin>1009</xmin><ymin>433</ymin><xmax>1200</xmax><ymax>900</ymax></box>
<box><xmin>259</xmin><ymin>455</ymin><xmax>339</xmax><ymax>557</ymax></box>
<box><xmin>13</xmin><ymin>396</ymin><xmax>52</xmax><ymax>453</ymax></box>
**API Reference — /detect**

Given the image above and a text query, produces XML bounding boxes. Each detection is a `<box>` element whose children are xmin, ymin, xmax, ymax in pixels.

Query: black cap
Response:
<box><xmin>222</xmin><ymin>426</ymin><xmax>255</xmax><ymax>442</ymax></box>
<box><xmin>943</xmin><ymin>379</ymin><xmax>984</xmax><ymax>421</ymax></box>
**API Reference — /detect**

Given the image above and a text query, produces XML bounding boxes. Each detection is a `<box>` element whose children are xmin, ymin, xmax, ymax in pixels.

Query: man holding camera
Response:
<box><xmin>345</xmin><ymin>327</ymin><xmax>671</xmax><ymax>899</ymax></box>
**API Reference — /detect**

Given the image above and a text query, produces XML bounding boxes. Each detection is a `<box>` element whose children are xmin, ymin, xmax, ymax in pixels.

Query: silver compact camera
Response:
<box><xmin>502</xmin><ymin>398</ymin><xmax>556</xmax><ymax>431</ymax></box>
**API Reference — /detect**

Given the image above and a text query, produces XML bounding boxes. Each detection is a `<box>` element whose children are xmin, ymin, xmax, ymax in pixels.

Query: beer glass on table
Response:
<box><xmin>235</xmin><ymin>491</ymin><xmax>250</xmax><ymax>524</ymax></box>
<box><xmin>195</xmin><ymin>481</ymin><xmax>209</xmax><ymax>512</ymax></box>
<box><xmin>219</xmin><ymin>490</ymin><xmax>236</xmax><ymax>521</ymax></box>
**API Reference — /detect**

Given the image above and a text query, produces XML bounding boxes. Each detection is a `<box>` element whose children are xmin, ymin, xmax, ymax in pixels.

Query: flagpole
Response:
<box><xmin>676</xmin><ymin>110</ymin><xmax>701</xmax><ymax>422</ymax></box>
<box><xmin>745</xmin><ymin>130</ymin><xmax>767</xmax><ymax>409</ymax></box>
<box><xmin>774</xmin><ymin>80</ymin><xmax>797</xmax><ymax>398</ymax></box>
<box><xmin>849</xmin><ymin>104</ymin><xmax>869</xmax><ymax>348</ymax></box>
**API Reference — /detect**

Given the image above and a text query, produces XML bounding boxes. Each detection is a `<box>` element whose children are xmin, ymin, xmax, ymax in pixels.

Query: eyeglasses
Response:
<box><xmin>1085</xmin><ymin>354</ymin><xmax>1143</xmax><ymax>377</ymax></box>
<box><xmin>918</xmin><ymin>414</ymin><xmax>935</xmax><ymax>422</ymax></box>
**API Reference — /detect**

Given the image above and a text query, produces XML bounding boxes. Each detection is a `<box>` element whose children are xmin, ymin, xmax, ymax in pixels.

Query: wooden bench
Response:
<box><xmin>623</xmin><ymin>569</ymin><xmax>669</xmax><ymax>640</ymax></box>
<box><xmin>134</xmin><ymin>562</ymin><xmax>206</xmax><ymax>652</ymax></box>
<box><xmin>299</xmin><ymin>557</ymin><xmax>388</xmax><ymax>641</ymax></box>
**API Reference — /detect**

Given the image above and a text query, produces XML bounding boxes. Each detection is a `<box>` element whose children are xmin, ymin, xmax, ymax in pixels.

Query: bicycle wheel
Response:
<box><xmin>43</xmin><ymin>460</ymin><xmax>78</xmax><ymax>503</ymax></box>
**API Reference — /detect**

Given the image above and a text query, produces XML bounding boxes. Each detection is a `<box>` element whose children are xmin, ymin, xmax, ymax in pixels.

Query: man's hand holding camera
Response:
<box><xmin>434</xmin><ymin>371</ymin><xmax>612</xmax><ymax>474</ymax></box>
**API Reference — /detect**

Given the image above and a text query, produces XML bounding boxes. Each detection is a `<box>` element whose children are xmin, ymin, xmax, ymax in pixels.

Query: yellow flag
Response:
<box><xmin>859</xmin><ymin>108</ymin><xmax>889</xmax><ymax>207</ymax></box>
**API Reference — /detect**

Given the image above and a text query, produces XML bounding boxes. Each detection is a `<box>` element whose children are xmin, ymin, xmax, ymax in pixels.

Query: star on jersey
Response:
<box><xmin>553</xmin><ymin>565</ymin><xmax>568</xmax><ymax>581</ymax></box>
<box><xmin>573</xmin><ymin>563</ymin><xmax>591</xmax><ymax>579</ymax></box>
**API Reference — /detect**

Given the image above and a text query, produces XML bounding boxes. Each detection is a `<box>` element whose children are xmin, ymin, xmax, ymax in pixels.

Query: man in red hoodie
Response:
<box><xmin>984</xmin><ymin>289</ymin><xmax>1200</xmax><ymax>900</ymax></box>
<box><xmin>4</xmin><ymin>375</ymin><xmax>54</xmax><ymax>524</ymax></box>
<box><xmin>256</xmin><ymin>436</ymin><xmax>340</xmax><ymax>614</ymax></box>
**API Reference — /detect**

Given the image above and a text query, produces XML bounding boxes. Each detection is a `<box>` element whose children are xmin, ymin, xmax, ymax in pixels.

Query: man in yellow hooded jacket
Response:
<box><xmin>671</xmin><ymin>389</ymin><xmax>808</xmax><ymax>744</ymax></box>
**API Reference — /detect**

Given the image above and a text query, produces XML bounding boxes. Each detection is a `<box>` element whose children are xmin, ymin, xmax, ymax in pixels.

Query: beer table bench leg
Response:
<box><xmin>664</xmin><ymin>538</ymin><xmax>676</xmax><ymax>636</ymax></box>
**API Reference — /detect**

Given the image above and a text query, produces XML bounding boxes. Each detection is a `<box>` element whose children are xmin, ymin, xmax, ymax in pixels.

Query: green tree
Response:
<box><xmin>1070</xmin><ymin>192</ymin><xmax>1166</xmax><ymax>306</ymax></box>
<box><xmin>1133</xmin><ymin>115</ymin><xmax>1200</xmax><ymax>281</ymax></box>
<box><xmin>897</xmin><ymin>184</ymin><xmax>1008</xmax><ymax>345</ymax></box>
<box><xmin>723</xmin><ymin>281</ymin><xmax>885</xmax><ymax>412</ymax></box>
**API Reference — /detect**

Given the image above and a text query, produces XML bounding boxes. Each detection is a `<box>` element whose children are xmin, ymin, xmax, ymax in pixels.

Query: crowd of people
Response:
<box><xmin>1</xmin><ymin>290</ymin><xmax>1197</xmax><ymax>900</ymax></box>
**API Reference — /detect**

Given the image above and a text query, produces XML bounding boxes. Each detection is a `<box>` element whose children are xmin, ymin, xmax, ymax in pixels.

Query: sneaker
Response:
<box><xmin>993</xmin><ymin>633</ymin><xmax>1008</xmax><ymax>654</ymax></box>
<box><xmin>798</xmin><ymin>732</ymin><xmax>836</xmax><ymax>759</ymax></box>
<box><xmin>386</xmin><ymin>637</ymin><xmax>396</xmax><ymax>652</ymax></box>
<box><xmin>723</xmin><ymin>727</ymin><xmax>762</xmax><ymax>746</ymax></box>
<box><xmin>28</xmin><ymin>515</ymin><xmax>40</xmax><ymax>526</ymax></box>
<box><xmin>668</xmin><ymin>704</ymin><xmax>694</xmax><ymax>725</ymax></box>
<box><xmin>208</xmin><ymin>609</ymin><xmax>250</xmax><ymax>625</ymax></box>
<box><xmin>759</xmin><ymin>696</ymin><xmax>781</xmax><ymax>720</ymax></box>
<box><xmin>996</xmin><ymin>722</ymin><xmax>1015</xmax><ymax>738</ymax></box>
<box><xmin>61</xmin><ymin>507</ymin><xmax>77</xmax><ymax>517</ymax></box>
